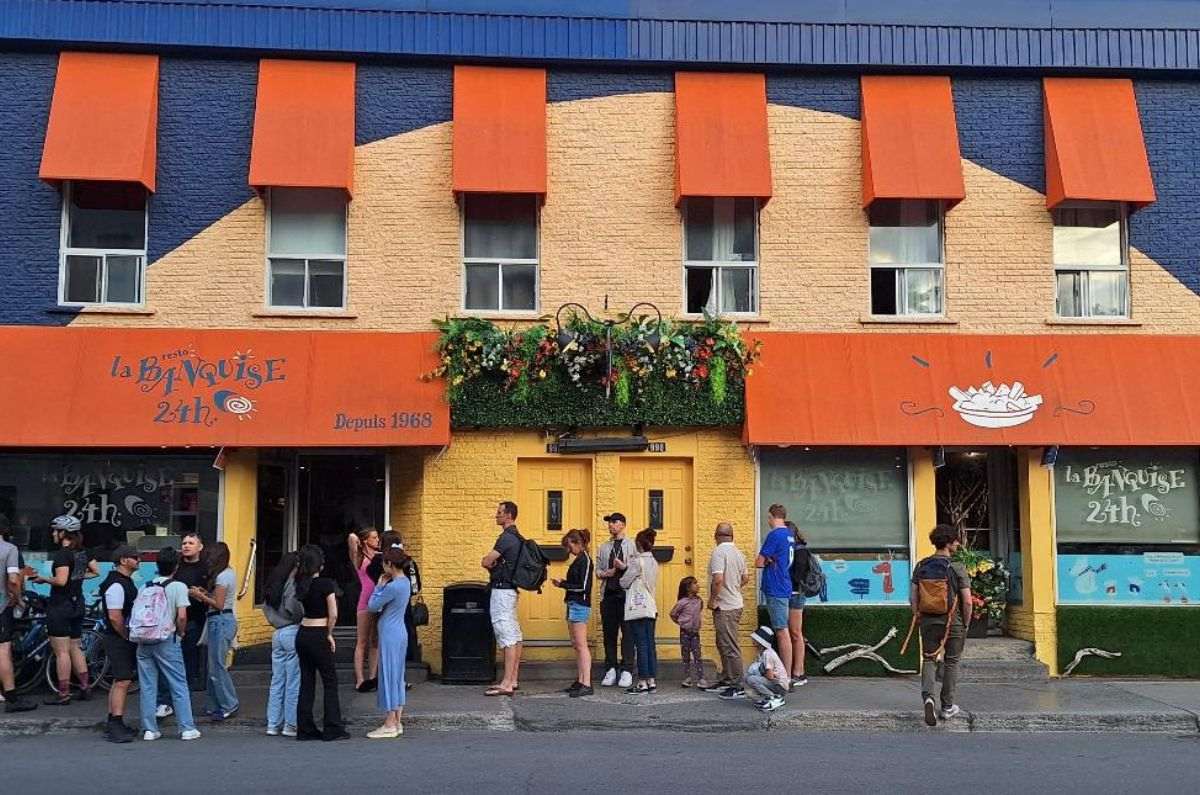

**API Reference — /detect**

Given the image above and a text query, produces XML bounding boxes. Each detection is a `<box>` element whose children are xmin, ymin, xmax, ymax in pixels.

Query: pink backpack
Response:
<box><xmin>129</xmin><ymin>582</ymin><xmax>177</xmax><ymax>643</ymax></box>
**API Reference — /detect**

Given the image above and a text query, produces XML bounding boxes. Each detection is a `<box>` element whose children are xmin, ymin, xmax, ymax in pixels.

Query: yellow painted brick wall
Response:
<box><xmin>399</xmin><ymin>427</ymin><xmax>758</xmax><ymax>673</ymax></box>
<box><xmin>221</xmin><ymin>449</ymin><xmax>275</xmax><ymax>647</ymax></box>
<box><xmin>66</xmin><ymin>95</ymin><xmax>1200</xmax><ymax>334</ymax></box>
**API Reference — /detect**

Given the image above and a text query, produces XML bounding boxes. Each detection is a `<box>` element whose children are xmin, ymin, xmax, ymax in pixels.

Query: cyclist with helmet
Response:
<box><xmin>31</xmin><ymin>515</ymin><xmax>98</xmax><ymax>705</ymax></box>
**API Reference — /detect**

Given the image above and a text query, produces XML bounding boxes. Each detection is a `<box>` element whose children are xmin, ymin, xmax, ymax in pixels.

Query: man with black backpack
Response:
<box><xmin>481</xmin><ymin>501</ymin><xmax>525</xmax><ymax>697</ymax></box>
<box><xmin>98</xmin><ymin>546</ymin><xmax>141</xmax><ymax>742</ymax></box>
<box><xmin>907</xmin><ymin>524</ymin><xmax>973</xmax><ymax>727</ymax></box>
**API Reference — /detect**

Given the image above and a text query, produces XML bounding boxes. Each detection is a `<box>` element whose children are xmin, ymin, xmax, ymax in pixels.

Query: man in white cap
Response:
<box><xmin>745</xmin><ymin>625</ymin><xmax>789</xmax><ymax>713</ymax></box>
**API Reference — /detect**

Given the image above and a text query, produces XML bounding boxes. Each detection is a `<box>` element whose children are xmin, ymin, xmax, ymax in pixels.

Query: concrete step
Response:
<box><xmin>962</xmin><ymin>637</ymin><xmax>1037</xmax><ymax>662</ymax></box>
<box><xmin>955</xmin><ymin>659</ymin><xmax>1049</xmax><ymax>683</ymax></box>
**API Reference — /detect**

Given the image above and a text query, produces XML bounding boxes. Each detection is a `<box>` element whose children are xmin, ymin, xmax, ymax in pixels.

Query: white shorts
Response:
<box><xmin>490</xmin><ymin>588</ymin><xmax>522</xmax><ymax>649</ymax></box>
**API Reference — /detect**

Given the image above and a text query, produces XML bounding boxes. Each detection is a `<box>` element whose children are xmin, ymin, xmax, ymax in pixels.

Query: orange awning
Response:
<box><xmin>249</xmin><ymin>60</ymin><xmax>356</xmax><ymax>195</ymax></box>
<box><xmin>860</xmin><ymin>75</ymin><xmax>964</xmax><ymax>208</ymax></box>
<box><xmin>745</xmin><ymin>333</ymin><xmax>1200</xmax><ymax>446</ymax></box>
<box><xmin>40</xmin><ymin>52</ymin><xmax>159</xmax><ymax>192</ymax></box>
<box><xmin>0</xmin><ymin>328</ymin><xmax>448</xmax><ymax>447</ymax></box>
<box><xmin>1043</xmin><ymin>78</ymin><xmax>1156</xmax><ymax>210</ymax></box>
<box><xmin>452</xmin><ymin>65</ymin><xmax>546</xmax><ymax>195</ymax></box>
<box><xmin>674</xmin><ymin>72</ymin><xmax>772</xmax><ymax>204</ymax></box>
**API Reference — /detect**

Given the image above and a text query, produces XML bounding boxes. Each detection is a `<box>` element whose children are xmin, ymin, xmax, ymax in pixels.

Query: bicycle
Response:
<box><xmin>12</xmin><ymin>592</ymin><xmax>128</xmax><ymax>695</ymax></box>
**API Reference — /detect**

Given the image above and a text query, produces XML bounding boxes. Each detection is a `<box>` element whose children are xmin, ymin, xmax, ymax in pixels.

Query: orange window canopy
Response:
<box><xmin>249</xmin><ymin>59</ymin><xmax>357</xmax><ymax>195</ymax></box>
<box><xmin>860</xmin><ymin>75</ymin><xmax>964</xmax><ymax>208</ymax></box>
<box><xmin>39</xmin><ymin>52</ymin><xmax>159</xmax><ymax>192</ymax></box>
<box><xmin>674</xmin><ymin>72</ymin><xmax>772</xmax><ymax>204</ymax></box>
<box><xmin>452</xmin><ymin>65</ymin><xmax>547</xmax><ymax>195</ymax></box>
<box><xmin>1043</xmin><ymin>78</ymin><xmax>1156</xmax><ymax>210</ymax></box>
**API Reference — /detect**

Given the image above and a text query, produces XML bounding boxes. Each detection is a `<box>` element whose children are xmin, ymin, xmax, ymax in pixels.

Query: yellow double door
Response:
<box><xmin>516</xmin><ymin>457</ymin><xmax>694</xmax><ymax>644</ymax></box>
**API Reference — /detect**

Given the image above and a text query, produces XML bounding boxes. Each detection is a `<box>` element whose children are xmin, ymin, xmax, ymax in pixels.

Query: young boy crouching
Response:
<box><xmin>745</xmin><ymin>625</ymin><xmax>789</xmax><ymax>712</ymax></box>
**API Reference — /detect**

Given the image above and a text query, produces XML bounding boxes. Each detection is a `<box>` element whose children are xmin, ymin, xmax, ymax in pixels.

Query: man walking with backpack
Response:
<box><xmin>134</xmin><ymin>547</ymin><xmax>201</xmax><ymax>741</ymax></box>
<box><xmin>907</xmin><ymin>524</ymin><xmax>973</xmax><ymax>727</ymax></box>
<box><xmin>98</xmin><ymin>546</ymin><xmax>140</xmax><ymax>742</ymax></box>
<box><xmin>482</xmin><ymin>501</ymin><xmax>524</xmax><ymax>697</ymax></box>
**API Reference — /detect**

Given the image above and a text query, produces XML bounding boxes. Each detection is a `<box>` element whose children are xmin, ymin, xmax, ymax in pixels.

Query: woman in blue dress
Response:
<box><xmin>365</xmin><ymin>545</ymin><xmax>411</xmax><ymax>739</ymax></box>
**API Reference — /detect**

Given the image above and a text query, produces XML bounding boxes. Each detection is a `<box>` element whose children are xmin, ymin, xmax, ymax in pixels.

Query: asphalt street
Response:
<box><xmin>4</xmin><ymin>729</ymin><xmax>1196</xmax><ymax>793</ymax></box>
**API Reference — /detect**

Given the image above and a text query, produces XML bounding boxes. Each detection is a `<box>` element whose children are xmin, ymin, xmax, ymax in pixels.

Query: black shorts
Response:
<box><xmin>101</xmin><ymin>632</ymin><xmax>137</xmax><ymax>681</ymax></box>
<box><xmin>0</xmin><ymin>606</ymin><xmax>13</xmax><ymax>644</ymax></box>
<box><xmin>47</xmin><ymin>606</ymin><xmax>84</xmax><ymax>639</ymax></box>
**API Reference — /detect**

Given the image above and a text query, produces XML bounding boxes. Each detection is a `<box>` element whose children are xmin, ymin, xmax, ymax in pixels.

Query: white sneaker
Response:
<box><xmin>282</xmin><ymin>725</ymin><xmax>298</xmax><ymax>737</ymax></box>
<box><xmin>923</xmin><ymin>697</ymin><xmax>937</xmax><ymax>727</ymax></box>
<box><xmin>142</xmin><ymin>730</ymin><xmax>161</xmax><ymax>741</ymax></box>
<box><xmin>761</xmin><ymin>696</ymin><xmax>785</xmax><ymax>712</ymax></box>
<box><xmin>617</xmin><ymin>671</ymin><xmax>633</xmax><ymax>688</ymax></box>
<box><xmin>181</xmin><ymin>729</ymin><xmax>202</xmax><ymax>741</ymax></box>
<box><xmin>940</xmin><ymin>704</ymin><xmax>961</xmax><ymax>720</ymax></box>
<box><xmin>155</xmin><ymin>704</ymin><xmax>174</xmax><ymax>719</ymax></box>
<box><xmin>601</xmin><ymin>668</ymin><xmax>617</xmax><ymax>687</ymax></box>
<box><xmin>265</xmin><ymin>726</ymin><xmax>280</xmax><ymax>736</ymax></box>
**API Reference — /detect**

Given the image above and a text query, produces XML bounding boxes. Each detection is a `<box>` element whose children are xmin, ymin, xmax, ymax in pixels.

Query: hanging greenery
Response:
<box><xmin>423</xmin><ymin>313</ymin><xmax>762</xmax><ymax>429</ymax></box>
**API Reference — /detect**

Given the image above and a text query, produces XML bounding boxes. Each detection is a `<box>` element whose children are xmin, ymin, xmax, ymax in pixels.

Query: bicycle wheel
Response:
<box><xmin>12</xmin><ymin>640</ymin><xmax>50</xmax><ymax>694</ymax></box>
<box><xmin>42</xmin><ymin>631</ymin><xmax>112</xmax><ymax>693</ymax></box>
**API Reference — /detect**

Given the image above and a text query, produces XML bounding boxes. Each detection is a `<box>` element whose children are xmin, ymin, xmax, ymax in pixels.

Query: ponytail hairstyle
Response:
<box><xmin>785</xmin><ymin>520</ymin><xmax>806</xmax><ymax>546</ymax></box>
<box><xmin>561</xmin><ymin>527</ymin><xmax>591</xmax><ymax>551</ymax></box>
<box><xmin>264</xmin><ymin>551</ymin><xmax>298</xmax><ymax>610</ymax></box>
<box><xmin>634</xmin><ymin>528</ymin><xmax>657</xmax><ymax>553</ymax></box>
<box><xmin>62</xmin><ymin>529</ymin><xmax>84</xmax><ymax>550</ymax></box>
<box><xmin>381</xmin><ymin>544</ymin><xmax>411</xmax><ymax>573</ymax></box>
<box><xmin>294</xmin><ymin>543</ymin><xmax>325</xmax><ymax>602</ymax></box>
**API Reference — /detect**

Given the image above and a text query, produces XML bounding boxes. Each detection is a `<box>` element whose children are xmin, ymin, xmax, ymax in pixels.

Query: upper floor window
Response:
<box><xmin>684</xmin><ymin>197</ymin><xmax>758</xmax><ymax>316</ymax></box>
<box><xmin>267</xmin><ymin>188</ymin><xmax>347</xmax><ymax>310</ymax></box>
<box><xmin>1052</xmin><ymin>203</ymin><xmax>1128</xmax><ymax>318</ymax></box>
<box><xmin>59</xmin><ymin>181</ymin><xmax>147</xmax><ymax>306</ymax></box>
<box><xmin>868</xmin><ymin>199</ymin><xmax>944</xmax><ymax>316</ymax></box>
<box><xmin>462</xmin><ymin>194</ymin><xmax>539</xmax><ymax>313</ymax></box>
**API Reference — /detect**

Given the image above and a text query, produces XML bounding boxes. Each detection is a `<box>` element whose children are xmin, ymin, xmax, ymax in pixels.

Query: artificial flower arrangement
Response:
<box><xmin>953</xmin><ymin>544</ymin><xmax>1011</xmax><ymax>626</ymax></box>
<box><xmin>424</xmin><ymin>313</ymin><xmax>762</xmax><ymax>409</ymax></box>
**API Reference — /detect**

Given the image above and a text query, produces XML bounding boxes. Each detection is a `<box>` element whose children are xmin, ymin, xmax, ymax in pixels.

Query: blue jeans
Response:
<box><xmin>627</xmin><ymin>617</ymin><xmax>657</xmax><ymax>679</ymax></box>
<box><xmin>204</xmin><ymin>614</ymin><xmax>239</xmax><ymax>715</ymax></box>
<box><xmin>159</xmin><ymin>617</ymin><xmax>204</xmax><ymax>705</ymax></box>
<box><xmin>138</xmin><ymin>638</ymin><xmax>196</xmax><ymax>734</ymax></box>
<box><xmin>267</xmin><ymin>624</ymin><xmax>300</xmax><ymax>730</ymax></box>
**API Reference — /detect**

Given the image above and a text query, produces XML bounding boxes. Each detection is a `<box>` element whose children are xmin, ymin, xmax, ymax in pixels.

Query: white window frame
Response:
<box><xmin>57</xmin><ymin>180</ymin><xmax>149</xmax><ymax>308</ymax></box>
<box><xmin>867</xmin><ymin>199</ymin><xmax>946</xmax><ymax>317</ymax></box>
<box><xmin>264</xmin><ymin>187</ymin><xmax>349</xmax><ymax>311</ymax></box>
<box><xmin>460</xmin><ymin>194</ymin><xmax>541</xmax><ymax>315</ymax></box>
<box><xmin>1052</xmin><ymin>201</ymin><xmax>1130</xmax><ymax>319</ymax></box>
<box><xmin>681</xmin><ymin>197</ymin><xmax>760</xmax><ymax>318</ymax></box>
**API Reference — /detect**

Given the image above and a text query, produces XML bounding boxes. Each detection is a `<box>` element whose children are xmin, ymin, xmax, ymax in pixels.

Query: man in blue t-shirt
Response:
<box><xmin>756</xmin><ymin>504</ymin><xmax>795</xmax><ymax>683</ymax></box>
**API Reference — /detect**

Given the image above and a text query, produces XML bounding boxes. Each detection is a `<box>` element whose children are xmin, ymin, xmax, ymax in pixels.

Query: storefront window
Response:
<box><xmin>0</xmin><ymin>452</ymin><xmax>220</xmax><ymax>561</ymax></box>
<box><xmin>1055</xmin><ymin>447</ymin><xmax>1200</xmax><ymax>605</ymax></box>
<box><xmin>759</xmin><ymin>448</ymin><xmax>910</xmax><ymax>605</ymax></box>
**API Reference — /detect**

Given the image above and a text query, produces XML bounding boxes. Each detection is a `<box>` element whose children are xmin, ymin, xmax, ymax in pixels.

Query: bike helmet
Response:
<box><xmin>49</xmin><ymin>514</ymin><xmax>82</xmax><ymax>533</ymax></box>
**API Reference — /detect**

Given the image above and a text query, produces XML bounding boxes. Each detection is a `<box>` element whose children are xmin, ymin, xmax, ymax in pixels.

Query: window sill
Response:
<box><xmin>252</xmin><ymin>310</ymin><xmax>359</xmax><ymax>319</ymax></box>
<box><xmin>1044</xmin><ymin>317</ymin><xmax>1142</xmax><ymax>327</ymax></box>
<box><xmin>679</xmin><ymin>314</ymin><xmax>769</xmax><ymax>324</ymax></box>
<box><xmin>47</xmin><ymin>306</ymin><xmax>156</xmax><ymax>317</ymax></box>
<box><xmin>452</xmin><ymin>311</ymin><xmax>548</xmax><ymax>322</ymax></box>
<box><xmin>859</xmin><ymin>314</ymin><xmax>958</xmax><ymax>326</ymax></box>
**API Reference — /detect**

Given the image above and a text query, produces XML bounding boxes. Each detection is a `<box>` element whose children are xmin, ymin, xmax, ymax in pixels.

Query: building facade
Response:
<box><xmin>2</xmin><ymin>0</ymin><xmax>1198</xmax><ymax>676</ymax></box>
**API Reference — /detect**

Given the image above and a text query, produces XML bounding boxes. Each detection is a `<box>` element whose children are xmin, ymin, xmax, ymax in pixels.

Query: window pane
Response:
<box><xmin>686</xmin><ymin>266</ymin><xmax>717</xmax><ymax>315</ymax></box>
<box><xmin>1053</xmin><ymin>205</ymin><xmax>1122</xmax><ymax>267</ymax></box>
<box><xmin>269</xmin><ymin>188</ymin><xmax>347</xmax><ymax>257</ymax></box>
<box><xmin>308</xmin><ymin>259</ymin><xmax>345</xmax><ymax>309</ymax></box>
<box><xmin>500</xmin><ymin>264</ymin><xmax>537</xmax><ymax>312</ymax></box>
<box><xmin>903</xmin><ymin>268</ymin><xmax>942</xmax><ymax>315</ymax></box>
<box><xmin>68</xmin><ymin>181</ymin><xmax>146</xmax><ymax>250</ymax></box>
<box><xmin>464</xmin><ymin>195</ymin><xmax>537</xmax><ymax>260</ymax></box>
<box><xmin>686</xmin><ymin>198</ymin><xmax>756</xmax><ymax>262</ymax></box>
<box><xmin>870</xmin><ymin>268</ymin><xmax>899</xmax><ymax>315</ymax></box>
<box><xmin>719</xmin><ymin>267</ymin><xmax>755</xmax><ymax>313</ymax></box>
<box><xmin>868</xmin><ymin>199</ymin><xmax>940</xmax><ymax>265</ymax></box>
<box><xmin>105</xmin><ymin>255</ymin><xmax>142</xmax><ymax>304</ymax></box>
<box><xmin>1055</xmin><ymin>271</ymin><xmax>1083</xmax><ymax>317</ymax></box>
<box><xmin>464</xmin><ymin>263</ymin><xmax>500</xmax><ymax>310</ymax></box>
<box><xmin>1086</xmin><ymin>270</ymin><xmax>1128</xmax><ymax>317</ymax></box>
<box><xmin>269</xmin><ymin>258</ymin><xmax>306</xmax><ymax>307</ymax></box>
<box><xmin>64</xmin><ymin>254</ymin><xmax>102</xmax><ymax>303</ymax></box>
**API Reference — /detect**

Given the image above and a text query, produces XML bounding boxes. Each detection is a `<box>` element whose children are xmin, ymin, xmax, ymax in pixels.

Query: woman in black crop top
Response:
<box><xmin>293</xmin><ymin>544</ymin><xmax>348</xmax><ymax>741</ymax></box>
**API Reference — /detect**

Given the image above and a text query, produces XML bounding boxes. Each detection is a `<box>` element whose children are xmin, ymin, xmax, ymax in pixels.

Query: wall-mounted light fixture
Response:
<box><xmin>1041</xmin><ymin>445</ymin><xmax>1059</xmax><ymax>468</ymax></box>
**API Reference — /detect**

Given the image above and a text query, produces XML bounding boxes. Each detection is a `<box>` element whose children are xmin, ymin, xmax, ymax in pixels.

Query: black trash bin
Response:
<box><xmin>441</xmin><ymin>582</ymin><xmax>495</xmax><ymax>684</ymax></box>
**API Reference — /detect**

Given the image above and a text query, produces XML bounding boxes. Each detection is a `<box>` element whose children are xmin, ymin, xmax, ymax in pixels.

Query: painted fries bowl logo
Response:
<box><xmin>948</xmin><ymin>380</ymin><xmax>1043</xmax><ymax>428</ymax></box>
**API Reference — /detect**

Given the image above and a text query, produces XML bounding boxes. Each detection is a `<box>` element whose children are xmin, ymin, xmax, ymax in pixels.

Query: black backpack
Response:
<box><xmin>789</xmin><ymin>544</ymin><xmax>826</xmax><ymax>598</ymax></box>
<box><xmin>508</xmin><ymin>532</ymin><xmax>550</xmax><ymax>593</ymax></box>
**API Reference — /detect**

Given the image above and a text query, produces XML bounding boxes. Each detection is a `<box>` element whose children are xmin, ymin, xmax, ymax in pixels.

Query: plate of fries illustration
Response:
<box><xmin>948</xmin><ymin>380</ymin><xmax>1043</xmax><ymax>428</ymax></box>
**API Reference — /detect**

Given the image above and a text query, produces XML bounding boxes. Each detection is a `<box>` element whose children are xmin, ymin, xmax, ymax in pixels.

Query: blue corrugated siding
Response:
<box><xmin>6</xmin><ymin>0</ymin><xmax>1200</xmax><ymax>71</ymax></box>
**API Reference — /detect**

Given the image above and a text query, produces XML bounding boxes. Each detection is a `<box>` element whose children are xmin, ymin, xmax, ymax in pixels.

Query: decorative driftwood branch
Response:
<box><xmin>820</xmin><ymin>626</ymin><xmax>917</xmax><ymax>675</ymax></box>
<box><xmin>1061</xmin><ymin>647</ymin><xmax>1122</xmax><ymax>676</ymax></box>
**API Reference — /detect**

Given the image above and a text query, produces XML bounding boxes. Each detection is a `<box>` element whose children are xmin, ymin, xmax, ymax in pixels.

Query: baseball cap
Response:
<box><xmin>751</xmin><ymin>626</ymin><xmax>775</xmax><ymax>650</ymax></box>
<box><xmin>112</xmin><ymin>545</ymin><xmax>139</xmax><ymax>563</ymax></box>
<box><xmin>603</xmin><ymin>512</ymin><xmax>627</xmax><ymax>524</ymax></box>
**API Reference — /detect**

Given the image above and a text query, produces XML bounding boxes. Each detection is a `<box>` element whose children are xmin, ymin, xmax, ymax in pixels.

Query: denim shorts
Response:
<box><xmin>789</xmin><ymin>594</ymin><xmax>807</xmax><ymax>610</ymax></box>
<box><xmin>567</xmin><ymin>603</ymin><xmax>591</xmax><ymax>624</ymax></box>
<box><xmin>764</xmin><ymin>596</ymin><xmax>789</xmax><ymax>629</ymax></box>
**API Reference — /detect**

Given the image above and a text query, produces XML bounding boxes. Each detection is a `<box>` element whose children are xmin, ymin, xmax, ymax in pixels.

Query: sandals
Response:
<box><xmin>484</xmin><ymin>687</ymin><xmax>515</xmax><ymax>697</ymax></box>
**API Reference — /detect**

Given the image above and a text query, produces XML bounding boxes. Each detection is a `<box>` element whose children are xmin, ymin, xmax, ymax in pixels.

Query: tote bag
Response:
<box><xmin>623</xmin><ymin>560</ymin><xmax>657</xmax><ymax>621</ymax></box>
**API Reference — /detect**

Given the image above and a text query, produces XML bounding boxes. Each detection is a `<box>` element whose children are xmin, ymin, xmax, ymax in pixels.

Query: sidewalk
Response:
<box><xmin>4</xmin><ymin>673</ymin><xmax>1199</xmax><ymax>736</ymax></box>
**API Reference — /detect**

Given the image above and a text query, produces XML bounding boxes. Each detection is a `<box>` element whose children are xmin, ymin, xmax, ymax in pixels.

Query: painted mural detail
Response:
<box><xmin>1058</xmin><ymin>552</ymin><xmax>1198</xmax><ymax>605</ymax></box>
<box><xmin>50</xmin><ymin>464</ymin><xmax>179</xmax><ymax>530</ymax></box>
<box><xmin>949</xmin><ymin>380</ymin><xmax>1043</xmax><ymax>428</ymax></box>
<box><xmin>109</xmin><ymin>346</ymin><xmax>286</xmax><ymax>426</ymax></box>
